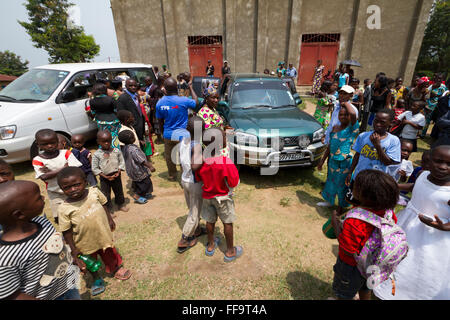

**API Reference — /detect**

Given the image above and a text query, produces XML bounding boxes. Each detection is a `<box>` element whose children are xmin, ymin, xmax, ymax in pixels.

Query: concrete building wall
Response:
<box><xmin>110</xmin><ymin>0</ymin><xmax>433</xmax><ymax>85</ymax></box>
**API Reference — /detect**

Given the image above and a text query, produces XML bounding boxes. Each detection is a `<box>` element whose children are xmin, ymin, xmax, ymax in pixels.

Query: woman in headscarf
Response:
<box><xmin>197</xmin><ymin>85</ymin><xmax>233</xmax><ymax>156</ymax></box>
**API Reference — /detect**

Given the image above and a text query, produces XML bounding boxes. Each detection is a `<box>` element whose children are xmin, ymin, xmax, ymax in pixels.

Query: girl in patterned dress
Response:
<box><xmin>313</xmin><ymin>80</ymin><xmax>334</xmax><ymax>129</ymax></box>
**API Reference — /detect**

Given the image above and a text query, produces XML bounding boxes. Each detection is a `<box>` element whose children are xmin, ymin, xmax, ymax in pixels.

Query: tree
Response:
<box><xmin>19</xmin><ymin>0</ymin><xmax>100</xmax><ymax>64</ymax></box>
<box><xmin>0</xmin><ymin>50</ymin><xmax>29</xmax><ymax>76</ymax></box>
<box><xmin>415</xmin><ymin>0</ymin><xmax>450</xmax><ymax>77</ymax></box>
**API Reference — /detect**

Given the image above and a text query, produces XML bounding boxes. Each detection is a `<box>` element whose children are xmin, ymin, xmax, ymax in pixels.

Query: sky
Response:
<box><xmin>0</xmin><ymin>0</ymin><xmax>121</xmax><ymax>68</ymax></box>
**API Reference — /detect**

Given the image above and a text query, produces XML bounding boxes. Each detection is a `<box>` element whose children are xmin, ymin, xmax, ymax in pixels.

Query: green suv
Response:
<box><xmin>216</xmin><ymin>73</ymin><xmax>326</xmax><ymax>171</ymax></box>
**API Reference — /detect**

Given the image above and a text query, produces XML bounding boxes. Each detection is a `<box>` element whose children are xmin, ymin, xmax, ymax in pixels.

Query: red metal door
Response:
<box><xmin>188</xmin><ymin>45</ymin><xmax>223</xmax><ymax>77</ymax></box>
<box><xmin>297</xmin><ymin>42</ymin><xmax>339</xmax><ymax>86</ymax></box>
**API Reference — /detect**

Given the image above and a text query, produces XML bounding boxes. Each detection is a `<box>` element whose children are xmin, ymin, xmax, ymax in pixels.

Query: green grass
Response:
<box><xmin>10</xmin><ymin>127</ymin><xmax>432</xmax><ymax>300</ymax></box>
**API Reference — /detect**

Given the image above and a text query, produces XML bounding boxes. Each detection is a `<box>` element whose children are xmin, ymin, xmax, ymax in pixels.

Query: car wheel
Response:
<box><xmin>30</xmin><ymin>141</ymin><xmax>39</xmax><ymax>160</ymax></box>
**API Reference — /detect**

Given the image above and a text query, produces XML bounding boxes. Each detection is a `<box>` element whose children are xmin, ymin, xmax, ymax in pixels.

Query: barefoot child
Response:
<box><xmin>71</xmin><ymin>134</ymin><xmax>97</xmax><ymax>187</ymax></box>
<box><xmin>118</xmin><ymin>130</ymin><xmax>156</xmax><ymax>204</ymax></box>
<box><xmin>57</xmin><ymin>167</ymin><xmax>131</xmax><ymax>296</ymax></box>
<box><xmin>92</xmin><ymin>131</ymin><xmax>128</xmax><ymax>212</ymax></box>
<box><xmin>0</xmin><ymin>181</ymin><xmax>81</xmax><ymax>300</ymax></box>
<box><xmin>195</xmin><ymin>128</ymin><xmax>242</xmax><ymax>262</ymax></box>
<box><xmin>331</xmin><ymin>170</ymin><xmax>401</xmax><ymax>300</ymax></box>
<box><xmin>374</xmin><ymin>145</ymin><xmax>450</xmax><ymax>300</ymax></box>
<box><xmin>32</xmin><ymin>129</ymin><xmax>82</xmax><ymax>226</ymax></box>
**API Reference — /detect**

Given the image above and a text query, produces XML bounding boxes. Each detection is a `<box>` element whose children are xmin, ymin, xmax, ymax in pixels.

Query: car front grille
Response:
<box><xmin>282</xmin><ymin>136</ymin><xmax>299</xmax><ymax>146</ymax></box>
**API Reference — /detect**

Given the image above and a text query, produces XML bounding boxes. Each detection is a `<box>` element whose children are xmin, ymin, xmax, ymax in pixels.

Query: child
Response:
<box><xmin>0</xmin><ymin>180</ymin><xmax>80</xmax><ymax>300</ymax></box>
<box><xmin>117</xmin><ymin>110</ymin><xmax>141</xmax><ymax>149</ymax></box>
<box><xmin>397</xmin><ymin>150</ymin><xmax>431</xmax><ymax>205</ymax></box>
<box><xmin>91</xmin><ymin>130</ymin><xmax>128</xmax><ymax>212</ymax></box>
<box><xmin>389</xmin><ymin>98</ymin><xmax>407</xmax><ymax>136</ymax></box>
<box><xmin>57</xmin><ymin>133</ymin><xmax>71</xmax><ymax>150</ymax></box>
<box><xmin>350</xmin><ymin>78</ymin><xmax>364</xmax><ymax>118</ymax></box>
<box><xmin>385</xmin><ymin>139</ymin><xmax>414</xmax><ymax>183</ymax></box>
<box><xmin>313</xmin><ymin>80</ymin><xmax>333</xmax><ymax>129</ymax></box>
<box><xmin>57</xmin><ymin>167</ymin><xmax>131</xmax><ymax>296</ymax></box>
<box><xmin>70</xmin><ymin>134</ymin><xmax>97</xmax><ymax>187</ymax></box>
<box><xmin>177</xmin><ymin>116</ymin><xmax>206</xmax><ymax>253</ymax></box>
<box><xmin>331</xmin><ymin>169</ymin><xmax>400</xmax><ymax>300</ymax></box>
<box><xmin>0</xmin><ymin>159</ymin><xmax>15</xmax><ymax>233</ymax></box>
<box><xmin>32</xmin><ymin>129</ymin><xmax>82</xmax><ymax>226</ymax></box>
<box><xmin>138</xmin><ymin>87</ymin><xmax>155</xmax><ymax>160</ymax></box>
<box><xmin>397</xmin><ymin>100</ymin><xmax>426</xmax><ymax>152</ymax></box>
<box><xmin>0</xmin><ymin>159</ymin><xmax>14</xmax><ymax>184</ymax></box>
<box><xmin>363</xmin><ymin>78</ymin><xmax>372</xmax><ymax>91</ymax></box>
<box><xmin>118</xmin><ymin>130</ymin><xmax>156</xmax><ymax>204</ymax></box>
<box><xmin>195</xmin><ymin>128</ymin><xmax>242</xmax><ymax>262</ymax></box>
<box><xmin>374</xmin><ymin>145</ymin><xmax>450</xmax><ymax>300</ymax></box>
<box><xmin>346</xmin><ymin>109</ymin><xmax>401</xmax><ymax>204</ymax></box>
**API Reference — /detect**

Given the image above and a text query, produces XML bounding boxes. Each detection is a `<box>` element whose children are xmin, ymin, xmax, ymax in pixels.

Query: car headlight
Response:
<box><xmin>235</xmin><ymin>132</ymin><xmax>258</xmax><ymax>147</ymax></box>
<box><xmin>0</xmin><ymin>125</ymin><xmax>17</xmax><ymax>140</ymax></box>
<box><xmin>313</xmin><ymin>128</ymin><xmax>324</xmax><ymax>142</ymax></box>
<box><xmin>298</xmin><ymin>135</ymin><xmax>311</xmax><ymax>148</ymax></box>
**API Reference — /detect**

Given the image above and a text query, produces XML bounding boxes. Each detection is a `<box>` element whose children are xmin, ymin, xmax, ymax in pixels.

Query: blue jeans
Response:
<box><xmin>55</xmin><ymin>288</ymin><xmax>81</xmax><ymax>300</ymax></box>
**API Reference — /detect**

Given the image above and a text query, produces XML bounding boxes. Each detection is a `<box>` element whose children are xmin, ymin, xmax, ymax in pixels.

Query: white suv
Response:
<box><xmin>0</xmin><ymin>63</ymin><xmax>156</xmax><ymax>163</ymax></box>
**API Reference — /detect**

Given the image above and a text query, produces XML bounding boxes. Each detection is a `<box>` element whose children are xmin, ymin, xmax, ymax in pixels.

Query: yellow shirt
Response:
<box><xmin>58</xmin><ymin>187</ymin><xmax>114</xmax><ymax>255</ymax></box>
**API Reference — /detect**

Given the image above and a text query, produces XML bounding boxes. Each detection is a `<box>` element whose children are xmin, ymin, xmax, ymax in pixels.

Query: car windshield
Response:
<box><xmin>230</xmin><ymin>80</ymin><xmax>295</xmax><ymax>109</ymax></box>
<box><xmin>0</xmin><ymin>69</ymin><xmax>69</xmax><ymax>102</ymax></box>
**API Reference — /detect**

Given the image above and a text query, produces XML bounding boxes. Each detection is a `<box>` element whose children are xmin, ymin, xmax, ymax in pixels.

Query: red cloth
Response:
<box><xmin>195</xmin><ymin>156</ymin><xmax>240</xmax><ymax>199</ymax></box>
<box><xmin>139</xmin><ymin>103</ymin><xmax>155</xmax><ymax>155</ymax></box>
<box><xmin>90</xmin><ymin>247</ymin><xmax>123</xmax><ymax>274</ymax></box>
<box><xmin>338</xmin><ymin>208</ymin><xmax>397</xmax><ymax>266</ymax></box>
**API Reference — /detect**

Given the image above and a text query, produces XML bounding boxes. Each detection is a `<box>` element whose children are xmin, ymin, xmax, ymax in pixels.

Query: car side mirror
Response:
<box><xmin>59</xmin><ymin>90</ymin><xmax>76</xmax><ymax>103</ymax></box>
<box><xmin>218</xmin><ymin>101</ymin><xmax>229</xmax><ymax>109</ymax></box>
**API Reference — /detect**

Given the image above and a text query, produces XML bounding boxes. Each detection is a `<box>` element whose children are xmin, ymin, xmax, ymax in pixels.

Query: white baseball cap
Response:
<box><xmin>339</xmin><ymin>85</ymin><xmax>355</xmax><ymax>94</ymax></box>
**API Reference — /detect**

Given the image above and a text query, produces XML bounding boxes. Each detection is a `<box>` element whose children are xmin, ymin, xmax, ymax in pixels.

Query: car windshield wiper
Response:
<box><xmin>17</xmin><ymin>98</ymin><xmax>44</xmax><ymax>102</ymax></box>
<box><xmin>0</xmin><ymin>95</ymin><xmax>16</xmax><ymax>101</ymax></box>
<box><xmin>242</xmin><ymin>104</ymin><xmax>273</xmax><ymax>109</ymax></box>
<box><xmin>273</xmin><ymin>104</ymin><xmax>295</xmax><ymax>108</ymax></box>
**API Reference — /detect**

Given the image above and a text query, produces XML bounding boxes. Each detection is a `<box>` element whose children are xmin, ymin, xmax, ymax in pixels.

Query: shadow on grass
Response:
<box><xmin>295</xmin><ymin>190</ymin><xmax>333</xmax><ymax>218</ymax></box>
<box><xmin>239</xmin><ymin>165</ymin><xmax>322</xmax><ymax>190</ymax></box>
<box><xmin>286</xmin><ymin>271</ymin><xmax>332</xmax><ymax>300</ymax></box>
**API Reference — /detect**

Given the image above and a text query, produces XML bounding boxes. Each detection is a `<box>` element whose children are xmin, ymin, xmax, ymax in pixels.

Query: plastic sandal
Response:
<box><xmin>205</xmin><ymin>237</ymin><xmax>220</xmax><ymax>257</ymax></box>
<box><xmin>224</xmin><ymin>246</ymin><xmax>243</xmax><ymax>262</ymax></box>
<box><xmin>134</xmin><ymin>196</ymin><xmax>148</xmax><ymax>204</ymax></box>
<box><xmin>91</xmin><ymin>278</ymin><xmax>105</xmax><ymax>296</ymax></box>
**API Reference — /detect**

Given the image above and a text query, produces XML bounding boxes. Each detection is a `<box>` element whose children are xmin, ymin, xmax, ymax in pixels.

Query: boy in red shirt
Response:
<box><xmin>195</xmin><ymin>128</ymin><xmax>242</xmax><ymax>262</ymax></box>
<box><xmin>331</xmin><ymin>169</ymin><xmax>399</xmax><ymax>300</ymax></box>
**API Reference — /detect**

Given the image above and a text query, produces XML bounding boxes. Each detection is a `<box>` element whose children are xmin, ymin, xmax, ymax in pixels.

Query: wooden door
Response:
<box><xmin>297</xmin><ymin>42</ymin><xmax>339</xmax><ymax>86</ymax></box>
<box><xmin>188</xmin><ymin>45</ymin><xmax>223</xmax><ymax>77</ymax></box>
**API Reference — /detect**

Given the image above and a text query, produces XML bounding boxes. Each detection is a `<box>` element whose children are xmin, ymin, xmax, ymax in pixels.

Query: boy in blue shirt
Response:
<box><xmin>156</xmin><ymin>77</ymin><xmax>198</xmax><ymax>181</ymax></box>
<box><xmin>345</xmin><ymin>109</ymin><xmax>401</xmax><ymax>204</ymax></box>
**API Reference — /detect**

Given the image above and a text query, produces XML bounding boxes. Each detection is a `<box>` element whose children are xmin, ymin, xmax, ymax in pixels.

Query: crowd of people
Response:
<box><xmin>0</xmin><ymin>61</ymin><xmax>448</xmax><ymax>301</ymax></box>
<box><xmin>313</xmin><ymin>67</ymin><xmax>449</xmax><ymax>300</ymax></box>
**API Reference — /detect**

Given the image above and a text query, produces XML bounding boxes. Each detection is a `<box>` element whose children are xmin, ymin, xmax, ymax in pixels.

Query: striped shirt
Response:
<box><xmin>0</xmin><ymin>216</ymin><xmax>77</xmax><ymax>300</ymax></box>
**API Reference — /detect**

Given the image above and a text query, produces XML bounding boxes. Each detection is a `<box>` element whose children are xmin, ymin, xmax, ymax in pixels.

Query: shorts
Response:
<box><xmin>332</xmin><ymin>257</ymin><xmax>369</xmax><ymax>300</ymax></box>
<box><xmin>132</xmin><ymin>176</ymin><xmax>153</xmax><ymax>197</ymax></box>
<box><xmin>201</xmin><ymin>195</ymin><xmax>236</xmax><ymax>224</ymax></box>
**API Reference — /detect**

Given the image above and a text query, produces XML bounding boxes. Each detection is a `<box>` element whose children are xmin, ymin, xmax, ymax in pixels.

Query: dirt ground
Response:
<box><xmin>10</xmin><ymin>100</ymin><xmax>426</xmax><ymax>300</ymax></box>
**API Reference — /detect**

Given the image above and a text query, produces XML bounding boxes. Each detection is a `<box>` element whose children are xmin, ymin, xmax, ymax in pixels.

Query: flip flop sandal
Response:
<box><xmin>114</xmin><ymin>267</ymin><xmax>132</xmax><ymax>280</ymax></box>
<box><xmin>223</xmin><ymin>246</ymin><xmax>243</xmax><ymax>262</ymax></box>
<box><xmin>205</xmin><ymin>237</ymin><xmax>220</xmax><ymax>257</ymax></box>
<box><xmin>134</xmin><ymin>196</ymin><xmax>148</xmax><ymax>204</ymax></box>
<box><xmin>177</xmin><ymin>237</ymin><xmax>198</xmax><ymax>253</ymax></box>
<box><xmin>91</xmin><ymin>278</ymin><xmax>105</xmax><ymax>296</ymax></box>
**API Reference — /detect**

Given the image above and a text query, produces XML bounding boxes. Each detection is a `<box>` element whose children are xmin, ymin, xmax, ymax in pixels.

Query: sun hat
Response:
<box><xmin>339</xmin><ymin>85</ymin><xmax>355</xmax><ymax>94</ymax></box>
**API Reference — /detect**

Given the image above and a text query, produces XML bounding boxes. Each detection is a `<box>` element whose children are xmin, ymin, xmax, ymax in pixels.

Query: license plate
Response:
<box><xmin>279</xmin><ymin>152</ymin><xmax>304</xmax><ymax>161</ymax></box>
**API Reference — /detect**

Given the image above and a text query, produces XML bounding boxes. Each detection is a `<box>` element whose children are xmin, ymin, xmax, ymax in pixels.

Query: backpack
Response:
<box><xmin>344</xmin><ymin>207</ymin><xmax>408</xmax><ymax>291</ymax></box>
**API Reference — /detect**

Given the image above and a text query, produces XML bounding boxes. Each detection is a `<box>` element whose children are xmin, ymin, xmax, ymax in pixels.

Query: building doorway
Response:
<box><xmin>187</xmin><ymin>35</ymin><xmax>223</xmax><ymax>77</ymax></box>
<box><xmin>297</xmin><ymin>33</ymin><xmax>340</xmax><ymax>86</ymax></box>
